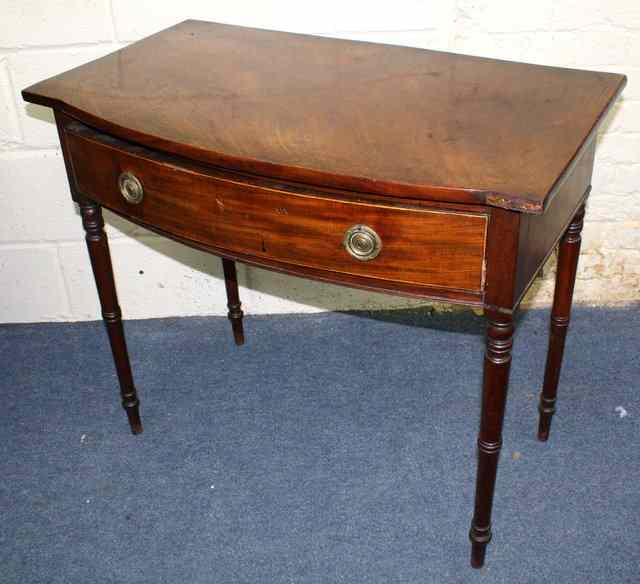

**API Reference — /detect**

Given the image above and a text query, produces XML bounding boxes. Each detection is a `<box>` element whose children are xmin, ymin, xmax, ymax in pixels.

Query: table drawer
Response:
<box><xmin>65</xmin><ymin>124</ymin><xmax>487</xmax><ymax>293</ymax></box>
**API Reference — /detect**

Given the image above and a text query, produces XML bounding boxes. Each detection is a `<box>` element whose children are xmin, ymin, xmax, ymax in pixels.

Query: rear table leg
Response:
<box><xmin>222</xmin><ymin>258</ymin><xmax>245</xmax><ymax>346</ymax></box>
<box><xmin>537</xmin><ymin>204</ymin><xmax>585</xmax><ymax>441</ymax></box>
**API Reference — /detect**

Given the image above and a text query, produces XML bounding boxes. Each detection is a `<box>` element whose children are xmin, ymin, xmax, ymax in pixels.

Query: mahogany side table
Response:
<box><xmin>22</xmin><ymin>20</ymin><xmax>626</xmax><ymax>568</ymax></box>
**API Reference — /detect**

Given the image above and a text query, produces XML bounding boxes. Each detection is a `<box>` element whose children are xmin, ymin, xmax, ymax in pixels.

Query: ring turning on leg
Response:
<box><xmin>537</xmin><ymin>204</ymin><xmax>585</xmax><ymax>441</ymax></box>
<box><xmin>79</xmin><ymin>198</ymin><xmax>142</xmax><ymax>434</ymax></box>
<box><xmin>222</xmin><ymin>258</ymin><xmax>245</xmax><ymax>346</ymax></box>
<box><xmin>470</xmin><ymin>313</ymin><xmax>514</xmax><ymax>568</ymax></box>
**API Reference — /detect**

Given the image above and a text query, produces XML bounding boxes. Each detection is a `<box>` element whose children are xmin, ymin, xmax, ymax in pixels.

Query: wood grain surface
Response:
<box><xmin>23</xmin><ymin>20</ymin><xmax>625</xmax><ymax>213</ymax></box>
<box><xmin>65</xmin><ymin>121</ymin><xmax>487</xmax><ymax>294</ymax></box>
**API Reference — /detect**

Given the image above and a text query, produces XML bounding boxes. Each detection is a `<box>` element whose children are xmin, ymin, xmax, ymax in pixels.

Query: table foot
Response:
<box><xmin>470</xmin><ymin>541</ymin><xmax>488</xmax><ymax>569</ymax></box>
<box><xmin>229</xmin><ymin>314</ymin><xmax>245</xmax><ymax>346</ymax></box>
<box><xmin>537</xmin><ymin>396</ymin><xmax>555</xmax><ymax>441</ymax></box>
<box><xmin>125</xmin><ymin>403</ymin><xmax>143</xmax><ymax>435</ymax></box>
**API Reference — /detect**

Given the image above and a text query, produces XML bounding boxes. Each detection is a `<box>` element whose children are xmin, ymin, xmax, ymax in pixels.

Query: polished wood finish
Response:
<box><xmin>83</xmin><ymin>211</ymin><xmax>487</xmax><ymax>307</ymax></box>
<box><xmin>538</xmin><ymin>204</ymin><xmax>586</xmax><ymax>441</ymax></box>
<box><xmin>22</xmin><ymin>21</ymin><xmax>626</xmax><ymax>569</ymax></box>
<box><xmin>54</xmin><ymin>111</ymin><xmax>80</xmax><ymax>201</ymax></box>
<box><xmin>468</xmin><ymin>204</ymin><xmax>520</xmax><ymax>567</ymax></box>
<box><xmin>513</xmin><ymin>141</ymin><xmax>595</xmax><ymax>306</ymax></box>
<box><xmin>222</xmin><ymin>258</ymin><xmax>244</xmax><ymax>346</ymax></box>
<box><xmin>63</xmin><ymin>120</ymin><xmax>488</xmax><ymax>295</ymax></box>
<box><xmin>79</xmin><ymin>199</ymin><xmax>142</xmax><ymax>435</ymax></box>
<box><xmin>470</xmin><ymin>312</ymin><xmax>514</xmax><ymax>568</ymax></box>
<box><xmin>483</xmin><ymin>208</ymin><xmax>522</xmax><ymax>312</ymax></box>
<box><xmin>23</xmin><ymin>20</ymin><xmax>625</xmax><ymax>213</ymax></box>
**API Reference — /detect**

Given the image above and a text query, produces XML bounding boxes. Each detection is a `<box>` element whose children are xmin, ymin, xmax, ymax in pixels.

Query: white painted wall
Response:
<box><xmin>1</xmin><ymin>1</ymin><xmax>638</xmax><ymax>323</ymax></box>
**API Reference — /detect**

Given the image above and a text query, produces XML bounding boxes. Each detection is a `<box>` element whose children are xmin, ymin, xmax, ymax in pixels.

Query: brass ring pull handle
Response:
<box><xmin>343</xmin><ymin>224</ymin><xmax>382</xmax><ymax>261</ymax></box>
<box><xmin>118</xmin><ymin>172</ymin><xmax>144</xmax><ymax>204</ymax></box>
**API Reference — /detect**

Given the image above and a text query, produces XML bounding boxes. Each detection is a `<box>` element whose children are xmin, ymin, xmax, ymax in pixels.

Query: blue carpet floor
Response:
<box><xmin>1</xmin><ymin>307</ymin><xmax>638</xmax><ymax>583</ymax></box>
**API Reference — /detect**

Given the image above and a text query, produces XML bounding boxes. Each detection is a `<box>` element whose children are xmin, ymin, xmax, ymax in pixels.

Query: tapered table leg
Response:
<box><xmin>222</xmin><ymin>258</ymin><xmax>244</xmax><ymax>346</ymax></box>
<box><xmin>537</xmin><ymin>204</ymin><xmax>586</xmax><ymax>441</ymax></box>
<box><xmin>79</xmin><ymin>199</ymin><xmax>142</xmax><ymax>434</ymax></box>
<box><xmin>469</xmin><ymin>312</ymin><xmax>514</xmax><ymax>568</ymax></box>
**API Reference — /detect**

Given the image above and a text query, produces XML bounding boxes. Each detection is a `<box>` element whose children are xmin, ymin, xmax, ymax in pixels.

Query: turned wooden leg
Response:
<box><xmin>537</xmin><ymin>204</ymin><xmax>586</xmax><ymax>441</ymax></box>
<box><xmin>222</xmin><ymin>258</ymin><xmax>244</xmax><ymax>346</ymax></box>
<box><xmin>469</xmin><ymin>312</ymin><xmax>514</xmax><ymax>568</ymax></box>
<box><xmin>79</xmin><ymin>199</ymin><xmax>142</xmax><ymax>434</ymax></box>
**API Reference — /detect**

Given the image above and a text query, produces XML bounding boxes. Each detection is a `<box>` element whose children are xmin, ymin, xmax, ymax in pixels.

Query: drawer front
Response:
<box><xmin>66</xmin><ymin>128</ymin><xmax>487</xmax><ymax>293</ymax></box>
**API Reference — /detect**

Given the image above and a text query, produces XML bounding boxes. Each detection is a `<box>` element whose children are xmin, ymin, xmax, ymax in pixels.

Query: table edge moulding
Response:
<box><xmin>21</xmin><ymin>19</ymin><xmax>626</xmax><ymax>569</ymax></box>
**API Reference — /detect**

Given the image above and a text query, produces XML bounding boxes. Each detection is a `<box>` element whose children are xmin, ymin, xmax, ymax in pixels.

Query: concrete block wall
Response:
<box><xmin>1</xmin><ymin>1</ymin><xmax>638</xmax><ymax>323</ymax></box>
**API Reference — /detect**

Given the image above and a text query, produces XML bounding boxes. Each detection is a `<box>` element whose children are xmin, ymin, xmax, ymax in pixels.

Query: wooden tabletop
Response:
<box><xmin>23</xmin><ymin>20</ymin><xmax>625</xmax><ymax>213</ymax></box>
